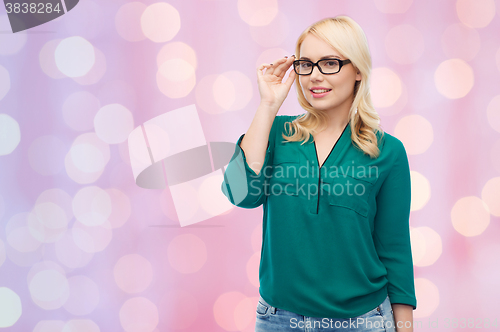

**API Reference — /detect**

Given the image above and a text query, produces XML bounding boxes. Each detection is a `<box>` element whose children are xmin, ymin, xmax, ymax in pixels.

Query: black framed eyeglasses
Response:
<box><xmin>293</xmin><ymin>58</ymin><xmax>352</xmax><ymax>75</ymax></box>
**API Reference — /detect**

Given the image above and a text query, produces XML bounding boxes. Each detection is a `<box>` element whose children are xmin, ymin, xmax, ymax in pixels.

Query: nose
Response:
<box><xmin>310</xmin><ymin>64</ymin><xmax>323</xmax><ymax>81</ymax></box>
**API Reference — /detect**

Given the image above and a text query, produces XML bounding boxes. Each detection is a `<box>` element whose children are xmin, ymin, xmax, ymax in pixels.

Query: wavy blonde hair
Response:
<box><xmin>282</xmin><ymin>16</ymin><xmax>384</xmax><ymax>159</ymax></box>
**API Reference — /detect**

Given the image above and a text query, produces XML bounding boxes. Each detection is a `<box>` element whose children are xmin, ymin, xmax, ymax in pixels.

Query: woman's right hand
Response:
<box><xmin>256</xmin><ymin>56</ymin><xmax>296</xmax><ymax>110</ymax></box>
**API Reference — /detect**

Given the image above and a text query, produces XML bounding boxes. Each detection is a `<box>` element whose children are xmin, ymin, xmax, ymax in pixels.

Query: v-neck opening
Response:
<box><xmin>313</xmin><ymin>122</ymin><xmax>350</xmax><ymax>169</ymax></box>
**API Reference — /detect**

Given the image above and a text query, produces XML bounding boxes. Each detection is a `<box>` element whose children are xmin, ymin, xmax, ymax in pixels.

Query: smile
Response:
<box><xmin>310</xmin><ymin>89</ymin><xmax>332</xmax><ymax>98</ymax></box>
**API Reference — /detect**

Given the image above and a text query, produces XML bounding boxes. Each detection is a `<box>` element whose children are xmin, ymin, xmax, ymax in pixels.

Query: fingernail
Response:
<box><xmin>270</xmin><ymin>63</ymin><xmax>273</xmax><ymax>65</ymax></box>
<box><xmin>284</xmin><ymin>56</ymin><xmax>288</xmax><ymax>58</ymax></box>
<box><xmin>292</xmin><ymin>55</ymin><xmax>295</xmax><ymax>57</ymax></box>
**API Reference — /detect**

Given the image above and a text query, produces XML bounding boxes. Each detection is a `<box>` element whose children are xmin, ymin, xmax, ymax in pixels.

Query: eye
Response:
<box><xmin>323</xmin><ymin>60</ymin><xmax>339</xmax><ymax>68</ymax></box>
<box><xmin>300</xmin><ymin>61</ymin><xmax>312</xmax><ymax>69</ymax></box>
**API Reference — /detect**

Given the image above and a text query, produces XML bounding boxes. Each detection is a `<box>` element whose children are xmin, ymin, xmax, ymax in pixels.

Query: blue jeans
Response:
<box><xmin>255</xmin><ymin>294</ymin><xmax>396</xmax><ymax>332</ymax></box>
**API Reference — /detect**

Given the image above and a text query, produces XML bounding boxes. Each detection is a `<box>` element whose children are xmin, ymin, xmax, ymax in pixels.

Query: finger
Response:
<box><xmin>274</xmin><ymin>57</ymin><xmax>295</xmax><ymax>79</ymax></box>
<box><xmin>257</xmin><ymin>63</ymin><xmax>272</xmax><ymax>78</ymax></box>
<box><xmin>285</xmin><ymin>66</ymin><xmax>296</xmax><ymax>88</ymax></box>
<box><xmin>266</xmin><ymin>57</ymin><xmax>288</xmax><ymax>76</ymax></box>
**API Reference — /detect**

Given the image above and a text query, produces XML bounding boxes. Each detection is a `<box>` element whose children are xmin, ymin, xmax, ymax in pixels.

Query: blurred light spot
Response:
<box><xmin>28</xmin><ymin>135</ymin><xmax>67</xmax><ymax>176</ymax></box>
<box><xmin>167</xmin><ymin>234</ymin><xmax>207</xmax><ymax>273</ymax></box>
<box><xmin>157</xmin><ymin>42</ymin><xmax>197</xmax><ymax>70</ymax></box>
<box><xmin>246</xmin><ymin>251</ymin><xmax>260</xmax><ymax>288</ymax></box>
<box><xmin>28</xmin><ymin>202</ymin><xmax>68</xmax><ymax>243</ymax></box>
<box><xmin>39</xmin><ymin>39</ymin><xmax>65</xmax><ymax>79</ymax></box>
<box><xmin>64</xmin><ymin>0</ymin><xmax>103</xmax><ymax>40</ymax></box>
<box><xmin>213</xmin><ymin>292</ymin><xmax>246</xmax><ymax>331</ymax></box>
<box><xmin>54</xmin><ymin>231</ymin><xmax>94</xmax><ymax>269</ymax></box>
<box><xmin>385</xmin><ymin>25</ymin><xmax>424</xmax><ymax>64</ymax></box>
<box><xmin>0</xmin><ymin>287</ymin><xmax>22</xmax><ymax>328</ymax></box>
<box><xmin>106</xmin><ymin>188</ymin><xmax>131</xmax><ymax>228</ymax></box>
<box><xmin>195</xmin><ymin>75</ymin><xmax>225</xmax><ymax>115</ymax></box>
<box><xmin>213</xmin><ymin>71</ymin><xmax>253</xmax><ymax>111</ymax></box>
<box><xmin>72</xmin><ymin>47</ymin><xmax>107</xmax><ymax>85</ymax></box>
<box><xmin>374</xmin><ymin>0</ymin><xmax>413</xmax><ymax>13</ymax></box>
<box><xmin>62</xmin><ymin>91</ymin><xmax>101</xmax><ymax>132</ymax></box>
<box><xmin>490</xmin><ymin>138</ymin><xmax>500</xmax><ymax>173</ymax></box>
<box><xmin>411</xmin><ymin>227</ymin><xmax>442</xmax><ymax>267</ymax></box>
<box><xmin>451</xmin><ymin>196</ymin><xmax>490</xmax><ymax>237</ymax></box>
<box><xmin>159</xmin><ymin>59</ymin><xmax>195</xmax><ymax>82</ymax></box>
<box><xmin>0</xmin><ymin>114</ymin><xmax>20</xmax><ymax>156</ymax></box>
<box><xmin>410</xmin><ymin>171</ymin><xmax>431</xmax><ymax>211</ymax></box>
<box><xmin>73</xmin><ymin>186</ymin><xmax>112</xmax><ymax>227</ymax></box>
<box><xmin>34</xmin><ymin>320</ymin><xmax>65</xmax><ymax>332</ymax></box>
<box><xmin>255</xmin><ymin>48</ymin><xmax>289</xmax><ymax>69</ymax></box>
<box><xmin>114</xmin><ymin>254</ymin><xmax>153</xmax><ymax>293</ymax></box>
<box><xmin>249</xmin><ymin>12</ymin><xmax>289</xmax><ymax>47</ymax></box>
<box><xmin>486</xmin><ymin>95</ymin><xmax>500</xmax><ymax>133</ymax></box>
<box><xmin>237</xmin><ymin>0</ymin><xmax>278</xmax><ymax>26</ymax></box>
<box><xmin>159</xmin><ymin>290</ymin><xmax>198</xmax><ymax>330</ymax></box>
<box><xmin>156</xmin><ymin>59</ymin><xmax>196</xmax><ymax>98</ymax></box>
<box><xmin>71</xmin><ymin>144</ymin><xmax>106</xmax><ymax>173</ymax></box>
<box><xmin>36</xmin><ymin>188</ymin><xmax>73</xmax><ymax>221</ymax></box>
<box><xmin>456</xmin><ymin>0</ymin><xmax>495</xmax><ymax>28</ymax></box>
<box><xmin>481</xmin><ymin>177</ymin><xmax>500</xmax><ymax>216</ymax></box>
<box><xmin>234</xmin><ymin>296</ymin><xmax>257</xmax><ymax>331</ymax></box>
<box><xmin>0</xmin><ymin>65</ymin><xmax>11</xmax><ymax>101</ymax></box>
<box><xmin>65</xmin><ymin>133</ymin><xmax>110</xmax><ymax>184</ymax></box>
<box><xmin>370</xmin><ymin>68</ymin><xmax>402</xmax><ymax>108</ymax></box>
<box><xmin>141</xmin><ymin>3</ymin><xmax>180</xmax><ymax>43</ymax></box>
<box><xmin>116</xmin><ymin>2</ymin><xmax>147</xmax><ymax>42</ymax></box>
<box><xmin>55</xmin><ymin>36</ymin><xmax>95</xmax><ymax>78</ymax></box>
<box><xmin>94</xmin><ymin>104</ymin><xmax>134</xmax><ymax>144</ymax></box>
<box><xmin>0</xmin><ymin>15</ymin><xmax>27</xmax><ymax>55</ymax></box>
<box><xmin>441</xmin><ymin>24</ymin><xmax>480</xmax><ymax>61</ymax></box>
<box><xmin>414</xmin><ymin>278</ymin><xmax>439</xmax><ymax>318</ymax></box>
<box><xmin>63</xmin><ymin>319</ymin><xmax>100</xmax><ymax>332</ymax></box>
<box><xmin>98</xmin><ymin>80</ymin><xmax>137</xmax><ymax>111</ymax></box>
<box><xmin>434</xmin><ymin>59</ymin><xmax>474</xmax><ymax>99</ymax></box>
<box><xmin>72</xmin><ymin>220</ymin><xmax>113</xmax><ymax>253</ymax></box>
<box><xmin>199</xmin><ymin>174</ymin><xmax>234</xmax><ymax>216</ymax></box>
<box><xmin>65</xmin><ymin>151</ymin><xmax>103</xmax><ymax>183</ymax></box>
<box><xmin>119</xmin><ymin>297</ymin><xmax>159</xmax><ymax>332</ymax></box>
<box><xmin>29</xmin><ymin>269</ymin><xmax>69</xmax><ymax>310</ymax></box>
<box><xmin>6</xmin><ymin>212</ymin><xmax>42</xmax><ymax>252</ymax></box>
<box><xmin>394</xmin><ymin>115</ymin><xmax>433</xmax><ymax>155</ymax></box>
<box><xmin>4</xmin><ymin>236</ymin><xmax>43</xmax><ymax>267</ymax></box>
<box><xmin>63</xmin><ymin>276</ymin><xmax>100</xmax><ymax>315</ymax></box>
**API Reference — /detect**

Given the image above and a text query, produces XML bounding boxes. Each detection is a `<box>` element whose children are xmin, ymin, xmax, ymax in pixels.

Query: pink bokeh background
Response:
<box><xmin>0</xmin><ymin>0</ymin><xmax>500</xmax><ymax>331</ymax></box>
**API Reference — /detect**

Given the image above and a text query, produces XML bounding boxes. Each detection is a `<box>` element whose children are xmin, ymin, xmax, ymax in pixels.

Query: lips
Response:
<box><xmin>310</xmin><ymin>87</ymin><xmax>332</xmax><ymax>93</ymax></box>
<box><xmin>310</xmin><ymin>87</ymin><xmax>332</xmax><ymax>98</ymax></box>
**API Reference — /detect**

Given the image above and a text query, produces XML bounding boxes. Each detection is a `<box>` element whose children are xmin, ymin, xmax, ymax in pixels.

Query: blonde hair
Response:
<box><xmin>282</xmin><ymin>16</ymin><xmax>384</xmax><ymax>159</ymax></box>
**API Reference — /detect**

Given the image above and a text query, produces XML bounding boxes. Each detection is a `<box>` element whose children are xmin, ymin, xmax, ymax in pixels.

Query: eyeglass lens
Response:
<box><xmin>294</xmin><ymin>59</ymin><xmax>340</xmax><ymax>75</ymax></box>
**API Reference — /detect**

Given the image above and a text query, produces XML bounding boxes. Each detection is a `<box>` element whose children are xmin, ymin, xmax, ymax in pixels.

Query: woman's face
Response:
<box><xmin>298</xmin><ymin>34</ymin><xmax>361</xmax><ymax>115</ymax></box>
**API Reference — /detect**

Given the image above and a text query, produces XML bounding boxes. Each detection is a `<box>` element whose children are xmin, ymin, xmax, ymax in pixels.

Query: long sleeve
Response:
<box><xmin>372</xmin><ymin>139</ymin><xmax>417</xmax><ymax>310</ymax></box>
<box><xmin>220</xmin><ymin>116</ymin><xmax>280</xmax><ymax>209</ymax></box>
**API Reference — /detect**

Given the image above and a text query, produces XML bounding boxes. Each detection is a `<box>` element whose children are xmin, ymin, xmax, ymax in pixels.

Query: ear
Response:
<box><xmin>355</xmin><ymin>69</ymin><xmax>362</xmax><ymax>82</ymax></box>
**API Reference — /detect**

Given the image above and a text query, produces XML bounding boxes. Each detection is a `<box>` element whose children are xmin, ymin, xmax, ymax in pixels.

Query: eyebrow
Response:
<box><xmin>299</xmin><ymin>55</ymin><xmax>341</xmax><ymax>60</ymax></box>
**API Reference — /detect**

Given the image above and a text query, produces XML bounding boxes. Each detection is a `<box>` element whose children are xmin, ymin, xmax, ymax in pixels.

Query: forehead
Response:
<box><xmin>299</xmin><ymin>34</ymin><xmax>341</xmax><ymax>59</ymax></box>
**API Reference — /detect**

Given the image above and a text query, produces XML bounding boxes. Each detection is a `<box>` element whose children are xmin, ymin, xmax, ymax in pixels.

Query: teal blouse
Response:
<box><xmin>221</xmin><ymin>114</ymin><xmax>417</xmax><ymax>318</ymax></box>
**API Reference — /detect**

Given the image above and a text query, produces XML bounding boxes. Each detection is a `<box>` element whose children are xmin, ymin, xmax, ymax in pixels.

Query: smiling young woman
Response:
<box><xmin>221</xmin><ymin>15</ymin><xmax>416</xmax><ymax>332</ymax></box>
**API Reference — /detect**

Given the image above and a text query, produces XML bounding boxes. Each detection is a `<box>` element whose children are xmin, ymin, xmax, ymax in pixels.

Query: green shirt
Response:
<box><xmin>221</xmin><ymin>114</ymin><xmax>417</xmax><ymax>318</ymax></box>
